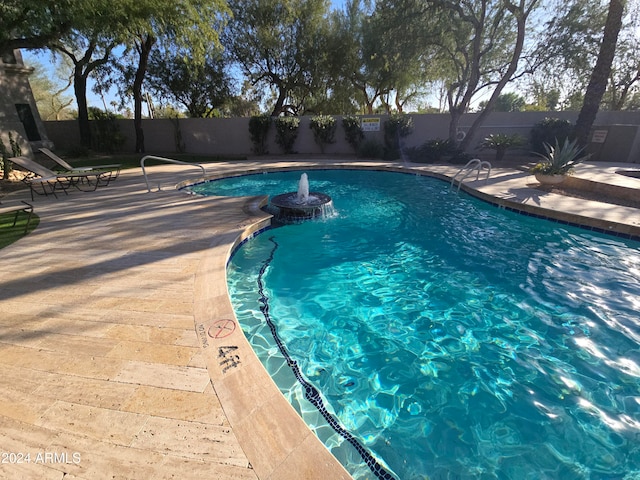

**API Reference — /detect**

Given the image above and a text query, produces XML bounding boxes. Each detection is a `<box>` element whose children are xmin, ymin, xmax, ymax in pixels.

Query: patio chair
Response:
<box><xmin>39</xmin><ymin>148</ymin><xmax>121</xmax><ymax>182</ymax></box>
<box><xmin>0</xmin><ymin>200</ymin><xmax>34</xmax><ymax>233</ymax></box>
<box><xmin>9</xmin><ymin>156</ymin><xmax>113</xmax><ymax>201</ymax></box>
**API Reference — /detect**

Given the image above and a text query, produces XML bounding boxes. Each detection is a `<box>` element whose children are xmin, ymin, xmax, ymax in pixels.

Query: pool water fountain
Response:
<box><xmin>269</xmin><ymin>173</ymin><xmax>334</xmax><ymax>221</ymax></box>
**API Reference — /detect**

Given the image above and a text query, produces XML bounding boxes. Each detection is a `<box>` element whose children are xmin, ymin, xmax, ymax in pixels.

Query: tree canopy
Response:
<box><xmin>9</xmin><ymin>0</ymin><xmax>640</xmax><ymax>152</ymax></box>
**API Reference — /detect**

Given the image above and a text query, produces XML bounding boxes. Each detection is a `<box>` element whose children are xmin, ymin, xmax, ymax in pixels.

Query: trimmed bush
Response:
<box><xmin>274</xmin><ymin>116</ymin><xmax>300</xmax><ymax>154</ymax></box>
<box><xmin>384</xmin><ymin>114</ymin><xmax>413</xmax><ymax>159</ymax></box>
<box><xmin>89</xmin><ymin>109</ymin><xmax>126</xmax><ymax>153</ymax></box>
<box><xmin>248</xmin><ymin>115</ymin><xmax>271</xmax><ymax>155</ymax></box>
<box><xmin>358</xmin><ymin>139</ymin><xmax>385</xmax><ymax>159</ymax></box>
<box><xmin>309</xmin><ymin>114</ymin><xmax>336</xmax><ymax>153</ymax></box>
<box><xmin>342</xmin><ymin>115</ymin><xmax>364</xmax><ymax>152</ymax></box>
<box><xmin>530</xmin><ymin>117</ymin><xmax>573</xmax><ymax>154</ymax></box>
<box><xmin>406</xmin><ymin>138</ymin><xmax>453</xmax><ymax>163</ymax></box>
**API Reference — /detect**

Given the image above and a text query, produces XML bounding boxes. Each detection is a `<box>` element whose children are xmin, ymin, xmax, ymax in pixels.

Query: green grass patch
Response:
<box><xmin>0</xmin><ymin>211</ymin><xmax>39</xmax><ymax>249</ymax></box>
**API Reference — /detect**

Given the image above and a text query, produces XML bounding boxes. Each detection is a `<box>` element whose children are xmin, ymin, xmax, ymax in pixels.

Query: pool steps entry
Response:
<box><xmin>140</xmin><ymin>155</ymin><xmax>206</xmax><ymax>192</ymax></box>
<box><xmin>451</xmin><ymin>158</ymin><xmax>492</xmax><ymax>191</ymax></box>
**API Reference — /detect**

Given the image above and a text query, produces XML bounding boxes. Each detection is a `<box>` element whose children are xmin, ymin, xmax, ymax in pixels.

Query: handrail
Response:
<box><xmin>450</xmin><ymin>158</ymin><xmax>492</xmax><ymax>192</ymax></box>
<box><xmin>140</xmin><ymin>155</ymin><xmax>206</xmax><ymax>192</ymax></box>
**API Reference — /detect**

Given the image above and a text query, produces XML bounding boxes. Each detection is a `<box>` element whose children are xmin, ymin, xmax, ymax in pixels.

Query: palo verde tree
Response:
<box><xmin>224</xmin><ymin>0</ymin><xmax>332</xmax><ymax>116</ymax></box>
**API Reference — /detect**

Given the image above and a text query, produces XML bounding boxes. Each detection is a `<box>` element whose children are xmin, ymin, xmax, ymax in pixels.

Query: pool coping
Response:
<box><xmin>188</xmin><ymin>161</ymin><xmax>640</xmax><ymax>480</ymax></box>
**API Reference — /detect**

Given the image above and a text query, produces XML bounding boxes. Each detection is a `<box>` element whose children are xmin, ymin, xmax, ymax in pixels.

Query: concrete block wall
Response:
<box><xmin>42</xmin><ymin>111</ymin><xmax>640</xmax><ymax>163</ymax></box>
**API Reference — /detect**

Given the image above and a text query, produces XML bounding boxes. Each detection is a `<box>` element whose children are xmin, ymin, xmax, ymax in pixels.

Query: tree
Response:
<box><xmin>145</xmin><ymin>45</ymin><xmax>233</xmax><ymax>118</ymax></box>
<box><xmin>0</xmin><ymin>0</ymin><xmax>77</xmax><ymax>55</ymax></box>
<box><xmin>53</xmin><ymin>33</ymin><xmax>120</xmax><ymax>148</ymax></box>
<box><xmin>325</xmin><ymin>0</ymin><xmax>375</xmax><ymax>113</ymax></box>
<box><xmin>533</xmin><ymin>0</ymin><xmax>638</xmax><ymax>112</ymax></box>
<box><xmin>479</xmin><ymin>92</ymin><xmax>526</xmax><ymax>112</ymax></box>
<box><xmin>224</xmin><ymin>0</ymin><xmax>331</xmax><ymax>116</ymax></box>
<box><xmin>366</xmin><ymin>0</ymin><xmax>442</xmax><ymax>114</ymax></box>
<box><xmin>573</xmin><ymin>0</ymin><xmax>625</xmax><ymax>145</ymax></box>
<box><xmin>109</xmin><ymin>0</ymin><xmax>229</xmax><ymax>152</ymax></box>
<box><xmin>604</xmin><ymin>33</ymin><xmax>640</xmax><ymax>110</ymax></box>
<box><xmin>433</xmin><ymin>0</ymin><xmax>541</xmax><ymax>150</ymax></box>
<box><xmin>29</xmin><ymin>60</ymin><xmax>75</xmax><ymax>121</ymax></box>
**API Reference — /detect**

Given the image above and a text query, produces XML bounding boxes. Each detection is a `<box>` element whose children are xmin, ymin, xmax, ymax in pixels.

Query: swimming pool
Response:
<box><xmin>193</xmin><ymin>169</ymin><xmax>640</xmax><ymax>479</ymax></box>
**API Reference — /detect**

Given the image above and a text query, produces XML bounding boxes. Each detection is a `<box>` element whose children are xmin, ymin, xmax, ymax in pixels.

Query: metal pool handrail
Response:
<box><xmin>451</xmin><ymin>158</ymin><xmax>492</xmax><ymax>192</ymax></box>
<box><xmin>140</xmin><ymin>155</ymin><xmax>206</xmax><ymax>192</ymax></box>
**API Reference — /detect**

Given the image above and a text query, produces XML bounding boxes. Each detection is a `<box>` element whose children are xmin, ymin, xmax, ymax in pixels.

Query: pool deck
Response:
<box><xmin>0</xmin><ymin>159</ymin><xmax>638</xmax><ymax>479</ymax></box>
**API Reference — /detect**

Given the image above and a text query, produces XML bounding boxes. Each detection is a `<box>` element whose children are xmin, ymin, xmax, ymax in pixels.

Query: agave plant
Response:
<box><xmin>530</xmin><ymin>138</ymin><xmax>591</xmax><ymax>175</ymax></box>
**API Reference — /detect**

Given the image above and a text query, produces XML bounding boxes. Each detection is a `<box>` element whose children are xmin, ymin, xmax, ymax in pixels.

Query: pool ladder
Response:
<box><xmin>450</xmin><ymin>159</ymin><xmax>492</xmax><ymax>192</ymax></box>
<box><xmin>140</xmin><ymin>155</ymin><xmax>207</xmax><ymax>192</ymax></box>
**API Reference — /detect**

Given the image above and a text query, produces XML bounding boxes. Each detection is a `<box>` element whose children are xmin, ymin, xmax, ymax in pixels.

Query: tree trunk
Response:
<box><xmin>573</xmin><ymin>0</ymin><xmax>625</xmax><ymax>146</ymax></box>
<box><xmin>271</xmin><ymin>86</ymin><xmax>287</xmax><ymax>116</ymax></box>
<box><xmin>448</xmin><ymin>106</ymin><xmax>463</xmax><ymax>149</ymax></box>
<box><xmin>133</xmin><ymin>34</ymin><xmax>156</xmax><ymax>153</ymax></box>
<box><xmin>74</xmin><ymin>72</ymin><xmax>92</xmax><ymax>149</ymax></box>
<box><xmin>458</xmin><ymin>1</ymin><xmax>534</xmax><ymax>152</ymax></box>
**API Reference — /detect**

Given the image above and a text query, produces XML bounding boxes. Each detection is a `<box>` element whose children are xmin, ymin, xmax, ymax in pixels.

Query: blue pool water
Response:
<box><xmin>193</xmin><ymin>170</ymin><xmax>640</xmax><ymax>479</ymax></box>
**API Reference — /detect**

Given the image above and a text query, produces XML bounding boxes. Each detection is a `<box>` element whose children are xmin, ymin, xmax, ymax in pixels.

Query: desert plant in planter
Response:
<box><xmin>309</xmin><ymin>114</ymin><xmax>336</xmax><ymax>153</ymax></box>
<box><xmin>480</xmin><ymin>133</ymin><xmax>525</xmax><ymax>162</ymax></box>
<box><xmin>530</xmin><ymin>138</ymin><xmax>591</xmax><ymax>184</ymax></box>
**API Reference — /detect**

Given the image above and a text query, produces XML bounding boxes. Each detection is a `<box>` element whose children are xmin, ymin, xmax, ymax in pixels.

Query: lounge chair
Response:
<box><xmin>0</xmin><ymin>200</ymin><xmax>34</xmax><ymax>233</ymax></box>
<box><xmin>39</xmin><ymin>148</ymin><xmax>120</xmax><ymax>181</ymax></box>
<box><xmin>9</xmin><ymin>156</ymin><xmax>114</xmax><ymax>201</ymax></box>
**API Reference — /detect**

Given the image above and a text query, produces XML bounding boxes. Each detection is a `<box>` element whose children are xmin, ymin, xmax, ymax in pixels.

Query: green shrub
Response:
<box><xmin>248</xmin><ymin>115</ymin><xmax>271</xmax><ymax>155</ymax></box>
<box><xmin>406</xmin><ymin>138</ymin><xmax>453</xmax><ymax>163</ymax></box>
<box><xmin>0</xmin><ymin>132</ymin><xmax>21</xmax><ymax>179</ymax></box>
<box><xmin>357</xmin><ymin>139</ymin><xmax>384</xmax><ymax>159</ymax></box>
<box><xmin>309</xmin><ymin>114</ymin><xmax>336</xmax><ymax>153</ymax></box>
<box><xmin>89</xmin><ymin>110</ymin><xmax>126</xmax><ymax>153</ymax></box>
<box><xmin>274</xmin><ymin>116</ymin><xmax>300</xmax><ymax>154</ymax></box>
<box><xmin>530</xmin><ymin>117</ymin><xmax>573</xmax><ymax>154</ymax></box>
<box><xmin>342</xmin><ymin>115</ymin><xmax>364</xmax><ymax>152</ymax></box>
<box><xmin>383</xmin><ymin>114</ymin><xmax>413</xmax><ymax>159</ymax></box>
<box><xmin>448</xmin><ymin>149</ymin><xmax>473</xmax><ymax>164</ymax></box>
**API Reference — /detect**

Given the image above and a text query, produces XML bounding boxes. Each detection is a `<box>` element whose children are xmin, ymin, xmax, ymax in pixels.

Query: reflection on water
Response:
<box><xmin>220</xmin><ymin>170</ymin><xmax>640</xmax><ymax>480</ymax></box>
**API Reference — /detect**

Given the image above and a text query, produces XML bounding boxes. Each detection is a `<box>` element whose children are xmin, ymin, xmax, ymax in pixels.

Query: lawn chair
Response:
<box><xmin>9</xmin><ymin>156</ymin><xmax>113</xmax><ymax>201</ymax></box>
<box><xmin>0</xmin><ymin>200</ymin><xmax>34</xmax><ymax>233</ymax></box>
<box><xmin>39</xmin><ymin>148</ymin><xmax>121</xmax><ymax>182</ymax></box>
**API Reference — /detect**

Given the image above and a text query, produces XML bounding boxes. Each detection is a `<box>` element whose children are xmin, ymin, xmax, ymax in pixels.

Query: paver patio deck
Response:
<box><xmin>0</xmin><ymin>159</ymin><xmax>638</xmax><ymax>479</ymax></box>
